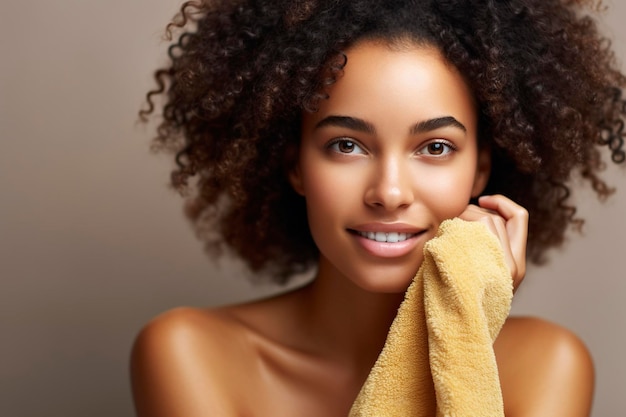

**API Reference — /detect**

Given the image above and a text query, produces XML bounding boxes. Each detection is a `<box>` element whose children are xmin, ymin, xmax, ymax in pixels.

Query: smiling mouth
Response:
<box><xmin>354</xmin><ymin>231</ymin><xmax>419</xmax><ymax>243</ymax></box>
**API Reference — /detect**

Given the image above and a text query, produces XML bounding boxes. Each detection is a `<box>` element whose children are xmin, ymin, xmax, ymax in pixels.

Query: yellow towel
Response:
<box><xmin>349</xmin><ymin>218</ymin><xmax>513</xmax><ymax>417</ymax></box>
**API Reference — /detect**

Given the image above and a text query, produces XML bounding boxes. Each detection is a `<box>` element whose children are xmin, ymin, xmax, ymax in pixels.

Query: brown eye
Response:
<box><xmin>338</xmin><ymin>140</ymin><xmax>356</xmax><ymax>153</ymax></box>
<box><xmin>427</xmin><ymin>142</ymin><xmax>445</xmax><ymax>155</ymax></box>
<box><xmin>418</xmin><ymin>140</ymin><xmax>455</xmax><ymax>157</ymax></box>
<box><xmin>328</xmin><ymin>139</ymin><xmax>366</xmax><ymax>155</ymax></box>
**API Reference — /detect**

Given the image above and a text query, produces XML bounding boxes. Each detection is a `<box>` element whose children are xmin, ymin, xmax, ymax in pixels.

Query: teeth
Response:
<box><xmin>358</xmin><ymin>231</ymin><xmax>415</xmax><ymax>242</ymax></box>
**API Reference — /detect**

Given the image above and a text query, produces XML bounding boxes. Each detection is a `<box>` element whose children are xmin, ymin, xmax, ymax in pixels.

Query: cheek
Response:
<box><xmin>300</xmin><ymin>162</ymin><xmax>357</xmax><ymax>228</ymax></box>
<box><xmin>416</xmin><ymin>165</ymin><xmax>476</xmax><ymax>219</ymax></box>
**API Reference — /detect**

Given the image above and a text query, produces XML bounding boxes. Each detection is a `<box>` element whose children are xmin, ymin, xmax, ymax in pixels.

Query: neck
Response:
<box><xmin>294</xmin><ymin>257</ymin><xmax>406</xmax><ymax>370</ymax></box>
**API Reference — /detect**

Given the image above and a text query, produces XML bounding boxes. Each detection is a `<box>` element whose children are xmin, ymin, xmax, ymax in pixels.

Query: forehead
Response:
<box><xmin>303</xmin><ymin>40</ymin><xmax>477</xmax><ymax>134</ymax></box>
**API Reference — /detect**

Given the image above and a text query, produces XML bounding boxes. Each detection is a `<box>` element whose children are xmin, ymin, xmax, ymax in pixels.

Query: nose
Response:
<box><xmin>364</xmin><ymin>157</ymin><xmax>414</xmax><ymax>211</ymax></box>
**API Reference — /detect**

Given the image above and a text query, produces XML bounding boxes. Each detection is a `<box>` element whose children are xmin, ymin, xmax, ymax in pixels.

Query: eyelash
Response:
<box><xmin>325</xmin><ymin>138</ymin><xmax>458</xmax><ymax>157</ymax></box>
<box><xmin>325</xmin><ymin>138</ymin><xmax>367</xmax><ymax>155</ymax></box>
<box><xmin>417</xmin><ymin>140</ymin><xmax>457</xmax><ymax>157</ymax></box>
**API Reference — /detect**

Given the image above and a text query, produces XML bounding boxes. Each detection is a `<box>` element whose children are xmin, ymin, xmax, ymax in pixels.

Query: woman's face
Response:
<box><xmin>291</xmin><ymin>40</ymin><xmax>490</xmax><ymax>293</ymax></box>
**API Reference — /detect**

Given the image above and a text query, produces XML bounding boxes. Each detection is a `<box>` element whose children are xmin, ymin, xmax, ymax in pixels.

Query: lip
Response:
<box><xmin>349</xmin><ymin>222</ymin><xmax>424</xmax><ymax>234</ymax></box>
<box><xmin>348</xmin><ymin>223</ymin><xmax>428</xmax><ymax>258</ymax></box>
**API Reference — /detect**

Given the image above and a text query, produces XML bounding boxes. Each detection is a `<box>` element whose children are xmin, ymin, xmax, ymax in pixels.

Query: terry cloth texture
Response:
<box><xmin>349</xmin><ymin>218</ymin><xmax>513</xmax><ymax>417</ymax></box>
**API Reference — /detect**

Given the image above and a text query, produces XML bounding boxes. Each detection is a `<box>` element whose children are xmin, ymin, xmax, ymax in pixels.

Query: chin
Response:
<box><xmin>349</xmin><ymin>268</ymin><xmax>418</xmax><ymax>294</ymax></box>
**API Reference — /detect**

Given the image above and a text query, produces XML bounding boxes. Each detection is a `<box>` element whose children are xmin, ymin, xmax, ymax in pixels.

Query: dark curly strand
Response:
<box><xmin>141</xmin><ymin>0</ymin><xmax>625</xmax><ymax>283</ymax></box>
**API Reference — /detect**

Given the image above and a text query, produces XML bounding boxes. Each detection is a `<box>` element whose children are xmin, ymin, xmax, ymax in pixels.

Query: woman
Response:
<box><xmin>132</xmin><ymin>0</ymin><xmax>624</xmax><ymax>415</ymax></box>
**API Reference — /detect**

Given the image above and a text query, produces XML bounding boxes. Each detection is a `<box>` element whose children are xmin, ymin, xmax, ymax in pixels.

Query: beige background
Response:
<box><xmin>1</xmin><ymin>1</ymin><xmax>624</xmax><ymax>416</ymax></box>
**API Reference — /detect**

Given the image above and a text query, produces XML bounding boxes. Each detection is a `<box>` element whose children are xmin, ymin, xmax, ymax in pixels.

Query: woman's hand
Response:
<box><xmin>458</xmin><ymin>195</ymin><xmax>528</xmax><ymax>290</ymax></box>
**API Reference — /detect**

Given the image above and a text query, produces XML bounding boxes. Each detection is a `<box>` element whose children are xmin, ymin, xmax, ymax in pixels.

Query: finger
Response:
<box><xmin>458</xmin><ymin>204</ymin><xmax>517</xmax><ymax>275</ymax></box>
<box><xmin>476</xmin><ymin>212</ymin><xmax>519</xmax><ymax>284</ymax></box>
<box><xmin>489</xmin><ymin>214</ymin><xmax>520</xmax><ymax>287</ymax></box>
<box><xmin>478</xmin><ymin>194</ymin><xmax>528</xmax><ymax>277</ymax></box>
<box><xmin>459</xmin><ymin>198</ymin><xmax>527</xmax><ymax>290</ymax></box>
<box><xmin>458</xmin><ymin>204</ymin><xmax>503</xmax><ymax>239</ymax></box>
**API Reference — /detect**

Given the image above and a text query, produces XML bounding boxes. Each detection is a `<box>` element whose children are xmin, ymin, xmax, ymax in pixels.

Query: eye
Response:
<box><xmin>327</xmin><ymin>138</ymin><xmax>367</xmax><ymax>155</ymax></box>
<box><xmin>417</xmin><ymin>140</ymin><xmax>456</xmax><ymax>156</ymax></box>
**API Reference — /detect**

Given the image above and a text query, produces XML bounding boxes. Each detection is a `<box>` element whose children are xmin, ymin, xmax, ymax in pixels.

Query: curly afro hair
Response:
<box><xmin>141</xmin><ymin>0</ymin><xmax>625</xmax><ymax>283</ymax></box>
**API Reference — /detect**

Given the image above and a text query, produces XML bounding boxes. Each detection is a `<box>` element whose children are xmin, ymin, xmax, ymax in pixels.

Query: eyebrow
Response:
<box><xmin>314</xmin><ymin>115</ymin><xmax>467</xmax><ymax>135</ymax></box>
<box><xmin>314</xmin><ymin>116</ymin><xmax>376</xmax><ymax>134</ymax></box>
<box><xmin>411</xmin><ymin>116</ymin><xmax>467</xmax><ymax>134</ymax></box>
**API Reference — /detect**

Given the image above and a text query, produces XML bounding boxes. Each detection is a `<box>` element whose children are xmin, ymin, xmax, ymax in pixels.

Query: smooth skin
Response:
<box><xmin>131</xmin><ymin>40</ymin><xmax>594</xmax><ymax>416</ymax></box>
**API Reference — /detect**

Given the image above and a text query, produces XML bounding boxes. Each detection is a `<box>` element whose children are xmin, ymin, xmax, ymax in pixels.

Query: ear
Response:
<box><xmin>471</xmin><ymin>146</ymin><xmax>491</xmax><ymax>198</ymax></box>
<box><xmin>285</xmin><ymin>144</ymin><xmax>305</xmax><ymax>196</ymax></box>
<box><xmin>288</xmin><ymin>164</ymin><xmax>305</xmax><ymax>196</ymax></box>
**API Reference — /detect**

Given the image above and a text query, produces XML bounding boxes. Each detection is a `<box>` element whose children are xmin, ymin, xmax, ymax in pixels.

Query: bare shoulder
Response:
<box><xmin>130</xmin><ymin>306</ymin><xmax>255</xmax><ymax>417</ymax></box>
<box><xmin>495</xmin><ymin>316</ymin><xmax>595</xmax><ymax>417</ymax></box>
